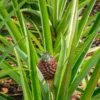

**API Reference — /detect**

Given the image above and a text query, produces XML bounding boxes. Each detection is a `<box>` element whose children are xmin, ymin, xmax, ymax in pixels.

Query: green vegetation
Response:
<box><xmin>0</xmin><ymin>0</ymin><xmax>100</xmax><ymax>100</ymax></box>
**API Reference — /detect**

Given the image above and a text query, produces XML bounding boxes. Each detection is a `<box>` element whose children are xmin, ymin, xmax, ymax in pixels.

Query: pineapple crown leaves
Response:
<box><xmin>41</xmin><ymin>52</ymin><xmax>51</xmax><ymax>62</ymax></box>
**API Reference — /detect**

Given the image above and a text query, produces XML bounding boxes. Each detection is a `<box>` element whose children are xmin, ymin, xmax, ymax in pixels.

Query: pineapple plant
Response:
<box><xmin>0</xmin><ymin>0</ymin><xmax>100</xmax><ymax>100</ymax></box>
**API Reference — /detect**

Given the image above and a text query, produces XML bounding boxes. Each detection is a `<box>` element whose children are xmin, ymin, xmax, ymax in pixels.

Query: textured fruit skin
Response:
<box><xmin>38</xmin><ymin>56</ymin><xmax>57</xmax><ymax>80</ymax></box>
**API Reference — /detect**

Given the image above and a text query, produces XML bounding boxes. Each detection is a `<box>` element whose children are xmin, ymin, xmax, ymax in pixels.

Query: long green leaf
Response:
<box><xmin>57</xmin><ymin>0</ymin><xmax>78</xmax><ymax>100</ymax></box>
<box><xmin>38</xmin><ymin>0</ymin><xmax>53</xmax><ymax>54</ymax></box>
<box><xmin>71</xmin><ymin>12</ymin><xmax>100</xmax><ymax>83</ymax></box>
<box><xmin>54</xmin><ymin>36</ymin><xmax>66</xmax><ymax>92</ymax></box>
<box><xmin>86</xmin><ymin>11</ymin><xmax>99</xmax><ymax>26</ymax></box>
<box><xmin>11</xmin><ymin>0</ymin><xmax>26</xmax><ymax>35</ymax></box>
<box><xmin>0</xmin><ymin>61</ymin><xmax>21</xmax><ymax>85</ymax></box>
<box><xmin>0</xmin><ymin>68</ymin><xmax>22</xmax><ymax>78</ymax></box>
<box><xmin>51</xmin><ymin>0</ymin><xmax>57</xmax><ymax>28</ymax></box>
<box><xmin>0</xmin><ymin>37</ymin><xmax>25</xmax><ymax>64</ymax></box>
<box><xmin>54</xmin><ymin>3</ymin><xmax>70</xmax><ymax>50</ymax></box>
<box><xmin>79</xmin><ymin>0</ymin><xmax>90</xmax><ymax>9</ymax></box>
<box><xmin>37</xmin><ymin>68</ymin><xmax>52</xmax><ymax>100</ymax></box>
<box><xmin>0</xmin><ymin>93</ymin><xmax>14</xmax><ymax>100</ymax></box>
<box><xmin>68</xmin><ymin>49</ymin><xmax>100</xmax><ymax>99</ymax></box>
<box><xmin>19</xmin><ymin>11</ymin><xmax>41</xmax><ymax>99</ymax></box>
<box><xmin>0</xmin><ymin>35</ymin><xmax>11</xmax><ymax>47</ymax></box>
<box><xmin>14</xmin><ymin>48</ymin><xmax>32</xmax><ymax>100</ymax></box>
<box><xmin>77</xmin><ymin>0</ymin><xmax>96</xmax><ymax>43</ymax></box>
<box><xmin>93</xmin><ymin>88</ymin><xmax>100</xmax><ymax>97</ymax></box>
<box><xmin>0</xmin><ymin>0</ymin><xmax>26</xmax><ymax>29</ymax></box>
<box><xmin>0</xmin><ymin>2</ymin><xmax>26</xmax><ymax>53</ymax></box>
<box><xmin>92</xmin><ymin>94</ymin><xmax>100</xmax><ymax>100</ymax></box>
<box><xmin>81</xmin><ymin>58</ymin><xmax>100</xmax><ymax>100</ymax></box>
<box><xmin>58</xmin><ymin>0</ymin><xmax>68</xmax><ymax>20</ymax></box>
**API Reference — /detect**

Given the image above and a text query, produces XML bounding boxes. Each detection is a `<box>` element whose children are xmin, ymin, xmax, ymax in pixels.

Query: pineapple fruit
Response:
<box><xmin>38</xmin><ymin>53</ymin><xmax>57</xmax><ymax>80</ymax></box>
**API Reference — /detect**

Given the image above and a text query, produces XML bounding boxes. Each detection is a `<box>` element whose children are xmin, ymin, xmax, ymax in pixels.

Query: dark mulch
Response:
<box><xmin>0</xmin><ymin>79</ymin><xmax>23</xmax><ymax>100</ymax></box>
<box><xmin>90</xmin><ymin>1</ymin><xmax>100</xmax><ymax>16</ymax></box>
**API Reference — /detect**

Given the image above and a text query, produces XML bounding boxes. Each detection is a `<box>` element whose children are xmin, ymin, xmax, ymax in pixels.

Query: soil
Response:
<box><xmin>0</xmin><ymin>79</ymin><xmax>23</xmax><ymax>100</ymax></box>
<box><xmin>90</xmin><ymin>1</ymin><xmax>100</xmax><ymax>16</ymax></box>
